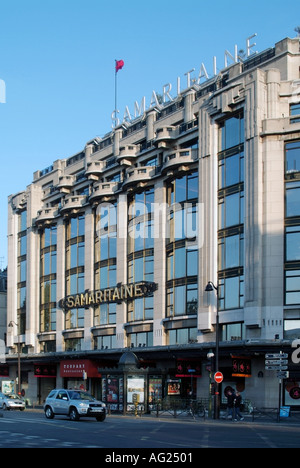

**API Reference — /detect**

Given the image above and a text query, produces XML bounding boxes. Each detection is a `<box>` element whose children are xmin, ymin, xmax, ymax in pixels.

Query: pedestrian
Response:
<box><xmin>233</xmin><ymin>391</ymin><xmax>244</xmax><ymax>421</ymax></box>
<box><xmin>226</xmin><ymin>390</ymin><xmax>235</xmax><ymax>420</ymax></box>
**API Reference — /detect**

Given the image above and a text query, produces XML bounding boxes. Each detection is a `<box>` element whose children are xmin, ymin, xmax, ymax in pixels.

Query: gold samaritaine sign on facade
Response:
<box><xmin>59</xmin><ymin>282</ymin><xmax>157</xmax><ymax>310</ymax></box>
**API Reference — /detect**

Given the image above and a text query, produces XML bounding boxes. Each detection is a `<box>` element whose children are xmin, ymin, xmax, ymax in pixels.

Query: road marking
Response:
<box><xmin>256</xmin><ymin>432</ymin><xmax>278</xmax><ymax>448</ymax></box>
<box><xmin>150</xmin><ymin>423</ymin><xmax>166</xmax><ymax>434</ymax></box>
<box><xmin>250</xmin><ymin>427</ymin><xmax>278</xmax><ymax>448</ymax></box>
<box><xmin>201</xmin><ymin>428</ymin><xmax>210</xmax><ymax>448</ymax></box>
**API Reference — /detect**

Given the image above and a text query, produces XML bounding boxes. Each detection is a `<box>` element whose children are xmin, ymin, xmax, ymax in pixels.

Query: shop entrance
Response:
<box><xmin>38</xmin><ymin>377</ymin><xmax>56</xmax><ymax>404</ymax></box>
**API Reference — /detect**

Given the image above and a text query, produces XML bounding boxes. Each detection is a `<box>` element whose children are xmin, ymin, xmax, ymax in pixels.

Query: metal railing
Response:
<box><xmin>150</xmin><ymin>398</ymin><xmax>208</xmax><ymax>419</ymax></box>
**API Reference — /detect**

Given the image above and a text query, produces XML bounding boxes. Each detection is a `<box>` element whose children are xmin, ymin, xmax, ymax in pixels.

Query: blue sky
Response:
<box><xmin>0</xmin><ymin>0</ymin><xmax>298</xmax><ymax>265</ymax></box>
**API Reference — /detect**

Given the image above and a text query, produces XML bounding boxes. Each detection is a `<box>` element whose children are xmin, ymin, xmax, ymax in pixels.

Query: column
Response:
<box><xmin>56</xmin><ymin>218</ymin><xmax>65</xmax><ymax>352</ymax></box>
<box><xmin>153</xmin><ymin>180</ymin><xmax>166</xmax><ymax>346</ymax></box>
<box><xmin>84</xmin><ymin>207</ymin><xmax>94</xmax><ymax>350</ymax></box>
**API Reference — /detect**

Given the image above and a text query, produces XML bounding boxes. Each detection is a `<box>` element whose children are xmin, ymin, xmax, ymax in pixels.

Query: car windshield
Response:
<box><xmin>7</xmin><ymin>394</ymin><xmax>20</xmax><ymax>400</ymax></box>
<box><xmin>69</xmin><ymin>391</ymin><xmax>96</xmax><ymax>401</ymax></box>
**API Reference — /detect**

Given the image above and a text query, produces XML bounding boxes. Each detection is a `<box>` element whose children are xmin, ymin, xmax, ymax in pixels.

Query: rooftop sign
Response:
<box><xmin>112</xmin><ymin>34</ymin><xmax>258</xmax><ymax>128</ymax></box>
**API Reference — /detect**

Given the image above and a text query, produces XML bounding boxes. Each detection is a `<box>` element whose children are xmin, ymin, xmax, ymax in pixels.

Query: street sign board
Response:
<box><xmin>277</xmin><ymin>371</ymin><xmax>289</xmax><ymax>379</ymax></box>
<box><xmin>265</xmin><ymin>365</ymin><xmax>288</xmax><ymax>371</ymax></box>
<box><xmin>265</xmin><ymin>353</ymin><xmax>289</xmax><ymax>372</ymax></box>
<box><xmin>214</xmin><ymin>372</ymin><xmax>224</xmax><ymax>384</ymax></box>
<box><xmin>265</xmin><ymin>354</ymin><xmax>288</xmax><ymax>359</ymax></box>
<box><xmin>265</xmin><ymin>360</ymin><xmax>288</xmax><ymax>366</ymax></box>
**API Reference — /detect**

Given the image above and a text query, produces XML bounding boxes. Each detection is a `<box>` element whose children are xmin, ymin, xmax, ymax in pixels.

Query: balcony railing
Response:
<box><xmin>154</xmin><ymin>126</ymin><xmax>177</xmax><ymax>147</ymax></box>
<box><xmin>60</xmin><ymin>195</ymin><xmax>87</xmax><ymax>213</ymax></box>
<box><xmin>123</xmin><ymin>166</ymin><xmax>156</xmax><ymax>187</ymax></box>
<box><xmin>86</xmin><ymin>161</ymin><xmax>105</xmax><ymax>178</ymax></box>
<box><xmin>35</xmin><ymin>208</ymin><xmax>58</xmax><ymax>225</ymax></box>
<box><xmin>162</xmin><ymin>148</ymin><xmax>198</xmax><ymax>173</ymax></box>
<box><xmin>89</xmin><ymin>182</ymin><xmax>119</xmax><ymax>200</ymax></box>
<box><xmin>57</xmin><ymin>175</ymin><xmax>75</xmax><ymax>190</ymax></box>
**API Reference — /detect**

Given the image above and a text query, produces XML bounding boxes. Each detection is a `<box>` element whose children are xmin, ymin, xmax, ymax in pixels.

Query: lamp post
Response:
<box><xmin>205</xmin><ymin>281</ymin><xmax>220</xmax><ymax>419</ymax></box>
<box><xmin>8</xmin><ymin>321</ymin><xmax>21</xmax><ymax>397</ymax></box>
<box><xmin>207</xmin><ymin>349</ymin><xmax>214</xmax><ymax>419</ymax></box>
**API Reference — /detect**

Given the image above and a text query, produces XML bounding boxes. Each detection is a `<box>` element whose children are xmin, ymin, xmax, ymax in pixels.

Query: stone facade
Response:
<box><xmin>5</xmin><ymin>37</ymin><xmax>300</xmax><ymax>409</ymax></box>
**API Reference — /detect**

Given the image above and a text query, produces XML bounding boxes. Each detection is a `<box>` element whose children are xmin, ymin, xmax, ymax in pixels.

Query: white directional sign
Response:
<box><xmin>265</xmin><ymin>352</ymin><xmax>289</xmax><ymax>372</ymax></box>
<box><xmin>277</xmin><ymin>371</ymin><xmax>289</xmax><ymax>379</ymax></box>
<box><xmin>266</xmin><ymin>354</ymin><xmax>288</xmax><ymax>359</ymax></box>
<box><xmin>265</xmin><ymin>365</ymin><xmax>288</xmax><ymax>371</ymax></box>
<box><xmin>265</xmin><ymin>360</ymin><xmax>288</xmax><ymax>366</ymax></box>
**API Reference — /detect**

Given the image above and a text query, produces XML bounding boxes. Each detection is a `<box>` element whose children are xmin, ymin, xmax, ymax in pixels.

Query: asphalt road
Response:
<box><xmin>0</xmin><ymin>409</ymin><xmax>299</xmax><ymax>450</ymax></box>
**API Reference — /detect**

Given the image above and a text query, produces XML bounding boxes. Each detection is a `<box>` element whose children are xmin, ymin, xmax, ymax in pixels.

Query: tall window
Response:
<box><xmin>166</xmin><ymin>171</ymin><xmax>199</xmax><ymax>323</ymax></box>
<box><xmin>285</xmin><ymin>141</ymin><xmax>300</xmax><ymax>305</ymax></box>
<box><xmin>168</xmin><ymin>327</ymin><xmax>197</xmax><ymax>346</ymax></box>
<box><xmin>290</xmin><ymin>103</ymin><xmax>300</xmax><ymax>124</ymax></box>
<box><xmin>94</xmin><ymin>203</ymin><xmax>117</xmax><ymax>327</ymax></box>
<box><xmin>40</xmin><ymin>225</ymin><xmax>57</xmax><ymax>333</ymax></box>
<box><xmin>127</xmin><ymin>189</ymin><xmax>154</xmax><ymax>324</ymax></box>
<box><xmin>218</xmin><ymin>112</ymin><xmax>245</xmax><ymax>311</ymax></box>
<box><xmin>127</xmin><ymin>331</ymin><xmax>153</xmax><ymax>347</ymax></box>
<box><xmin>65</xmin><ymin>215</ymin><xmax>85</xmax><ymax>329</ymax></box>
<box><xmin>286</xmin><ymin>141</ymin><xmax>300</xmax><ymax>175</ymax></box>
<box><xmin>17</xmin><ymin>210</ymin><xmax>27</xmax><ymax>335</ymax></box>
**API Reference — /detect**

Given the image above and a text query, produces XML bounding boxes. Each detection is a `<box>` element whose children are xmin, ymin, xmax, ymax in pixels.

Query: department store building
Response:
<box><xmin>5</xmin><ymin>36</ymin><xmax>300</xmax><ymax>410</ymax></box>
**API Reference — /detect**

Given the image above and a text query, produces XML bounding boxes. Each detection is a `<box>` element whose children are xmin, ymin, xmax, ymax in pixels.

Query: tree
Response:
<box><xmin>295</xmin><ymin>27</ymin><xmax>300</xmax><ymax>37</ymax></box>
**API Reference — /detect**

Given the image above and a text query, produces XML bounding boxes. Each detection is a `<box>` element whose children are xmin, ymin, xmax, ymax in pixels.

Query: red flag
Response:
<box><xmin>115</xmin><ymin>59</ymin><xmax>124</xmax><ymax>73</ymax></box>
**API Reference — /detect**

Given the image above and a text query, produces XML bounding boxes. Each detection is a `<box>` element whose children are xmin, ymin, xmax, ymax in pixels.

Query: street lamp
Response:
<box><xmin>205</xmin><ymin>281</ymin><xmax>220</xmax><ymax>419</ymax></box>
<box><xmin>8</xmin><ymin>321</ymin><xmax>21</xmax><ymax>397</ymax></box>
<box><xmin>206</xmin><ymin>349</ymin><xmax>214</xmax><ymax>418</ymax></box>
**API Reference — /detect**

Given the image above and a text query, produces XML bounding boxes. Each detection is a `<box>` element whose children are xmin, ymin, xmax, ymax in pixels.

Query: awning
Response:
<box><xmin>60</xmin><ymin>360</ymin><xmax>101</xmax><ymax>378</ymax></box>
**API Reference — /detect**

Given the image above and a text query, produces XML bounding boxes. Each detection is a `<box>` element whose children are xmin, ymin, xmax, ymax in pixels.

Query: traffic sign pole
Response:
<box><xmin>213</xmin><ymin>372</ymin><xmax>223</xmax><ymax>420</ymax></box>
<box><xmin>264</xmin><ymin>351</ymin><xmax>289</xmax><ymax>423</ymax></box>
<box><xmin>278</xmin><ymin>378</ymin><xmax>282</xmax><ymax>423</ymax></box>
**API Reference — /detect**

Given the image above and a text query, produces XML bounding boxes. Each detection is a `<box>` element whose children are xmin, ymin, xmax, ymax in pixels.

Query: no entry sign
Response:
<box><xmin>214</xmin><ymin>372</ymin><xmax>224</xmax><ymax>384</ymax></box>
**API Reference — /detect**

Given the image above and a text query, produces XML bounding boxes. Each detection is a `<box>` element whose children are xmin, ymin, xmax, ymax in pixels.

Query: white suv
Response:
<box><xmin>44</xmin><ymin>389</ymin><xmax>106</xmax><ymax>422</ymax></box>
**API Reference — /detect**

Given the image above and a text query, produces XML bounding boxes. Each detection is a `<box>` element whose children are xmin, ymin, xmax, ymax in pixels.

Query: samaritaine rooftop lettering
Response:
<box><xmin>111</xmin><ymin>34</ymin><xmax>258</xmax><ymax>127</ymax></box>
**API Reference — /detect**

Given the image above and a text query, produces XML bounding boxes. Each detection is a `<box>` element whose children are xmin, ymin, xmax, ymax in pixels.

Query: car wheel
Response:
<box><xmin>20</xmin><ymin>408</ymin><xmax>25</xmax><ymax>412</ymax></box>
<box><xmin>69</xmin><ymin>407</ymin><xmax>80</xmax><ymax>421</ymax></box>
<box><xmin>96</xmin><ymin>413</ymin><xmax>106</xmax><ymax>422</ymax></box>
<box><xmin>45</xmin><ymin>406</ymin><xmax>55</xmax><ymax>419</ymax></box>
<box><xmin>2</xmin><ymin>404</ymin><xmax>8</xmax><ymax>411</ymax></box>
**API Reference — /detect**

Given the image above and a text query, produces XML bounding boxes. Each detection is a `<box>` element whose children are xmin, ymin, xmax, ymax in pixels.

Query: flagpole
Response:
<box><xmin>114</xmin><ymin>60</ymin><xmax>124</xmax><ymax>126</ymax></box>
<box><xmin>115</xmin><ymin>60</ymin><xmax>118</xmax><ymax>115</ymax></box>
<box><xmin>115</xmin><ymin>60</ymin><xmax>117</xmax><ymax>116</ymax></box>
